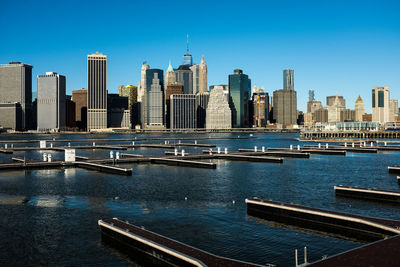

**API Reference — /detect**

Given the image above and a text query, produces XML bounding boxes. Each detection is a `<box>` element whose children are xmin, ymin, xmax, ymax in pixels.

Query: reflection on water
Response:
<box><xmin>0</xmin><ymin>133</ymin><xmax>399</xmax><ymax>266</ymax></box>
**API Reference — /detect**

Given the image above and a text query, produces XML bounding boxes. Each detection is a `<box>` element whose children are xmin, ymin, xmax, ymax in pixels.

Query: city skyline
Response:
<box><xmin>1</xmin><ymin>0</ymin><xmax>399</xmax><ymax>113</ymax></box>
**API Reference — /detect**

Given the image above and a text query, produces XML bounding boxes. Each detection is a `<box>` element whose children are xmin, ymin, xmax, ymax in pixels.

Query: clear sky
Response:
<box><xmin>1</xmin><ymin>0</ymin><xmax>399</xmax><ymax>113</ymax></box>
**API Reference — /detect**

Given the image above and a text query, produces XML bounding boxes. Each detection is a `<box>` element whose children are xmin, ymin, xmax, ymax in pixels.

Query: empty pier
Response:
<box><xmin>75</xmin><ymin>162</ymin><xmax>132</xmax><ymax>175</ymax></box>
<box><xmin>334</xmin><ymin>185</ymin><xmax>400</xmax><ymax>203</ymax></box>
<box><xmin>245</xmin><ymin>198</ymin><xmax>400</xmax><ymax>241</ymax></box>
<box><xmin>150</xmin><ymin>158</ymin><xmax>216</xmax><ymax>169</ymax></box>
<box><xmin>214</xmin><ymin>154</ymin><xmax>283</xmax><ymax>163</ymax></box>
<box><xmin>388</xmin><ymin>166</ymin><xmax>400</xmax><ymax>174</ymax></box>
<box><xmin>99</xmin><ymin>218</ymin><xmax>262</xmax><ymax>267</ymax></box>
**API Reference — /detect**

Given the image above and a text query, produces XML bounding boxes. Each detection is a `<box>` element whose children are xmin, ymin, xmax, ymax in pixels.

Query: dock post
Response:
<box><xmin>110</xmin><ymin>151</ymin><xmax>114</xmax><ymax>159</ymax></box>
<box><xmin>254</xmin><ymin>146</ymin><xmax>257</xmax><ymax>152</ymax></box>
<box><xmin>50</xmin><ymin>143</ymin><xmax>53</xmax><ymax>148</ymax></box>
<box><xmin>165</xmin><ymin>140</ymin><xmax>167</xmax><ymax>145</ymax></box>
<box><xmin>217</xmin><ymin>147</ymin><xmax>221</xmax><ymax>154</ymax></box>
<box><xmin>116</xmin><ymin>152</ymin><xmax>120</xmax><ymax>160</ymax></box>
<box><xmin>4</xmin><ymin>144</ymin><xmax>7</xmax><ymax>149</ymax></box>
<box><xmin>297</xmin><ymin>145</ymin><xmax>300</xmax><ymax>151</ymax></box>
<box><xmin>318</xmin><ymin>143</ymin><xmax>321</xmax><ymax>148</ymax></box>
<box><xmin>68</xmin><ymin>143</ymin><xmax>71</xmax><ymax>147</ymax></box>
<box><xmin>326</xmin><ymin>143</ymin><xmax>329</xmax><ymax>149</ymax></box>
<box><xmin>174</xmin><ymin>149</ymin><xmax>178</xmax><ymax>156</ymax></box>
<box><xmin>262</xmin><ymin>146</ymin><xmax>265</xmax><ymax>152</ymax></box>
<box><xmin>385</xmin><ymin>142</ymin><xmax>387</xmax><ymax>146</ymax></box>
<box><xmin>93</xmin><ymin>142</ymin><xmax>95</xmax><ymax>146</ymax></box>
<box><xmin>11</xmin><ymin>144</ymin><xmax>13</xmax><ymax>148</ymax></box>
<box><xmin>181</xmin><ymin>149</ymin><xmax>185</xmax><ymax>156</ymax></box>
<box><xmin>195</xmin><ymin>140</ymin><xmax>197</xmax><ymax>144</ymax></box>
<box><xmin>290</xmin><ymin>145</ymin><xmax>293</xmax><ymax>150</ymax></box>
<box><xmin>43</xmin><ymin>153</ymin><xmax>47</xmax><ymax>162</ymax></box>
<box><xmin>295</xmin><ymin>249</ymin><xmax>298</xmax><ymax>267</ymax></box>
<box><xmin>344</xmin><ymin>142</ymin><xmax>347</xmax><ymax>147</ymax></box>
<box><xmin>371</xmin><ymin>142</ymin><xmax>373</xmax><ymax>147</ymax></box>
<box><xmin>48</xmin><ymin>154</ymin><xmax>52</xmax><ymax>162</ymax></box>
<box><xmin>364</xmin><ymin>141</ymin><xmax>366</xmax><ymax>147</ymax></box>
<box><xmin>224</xmin><ymin>148</ymin><xmax>228</xmax><ymax>154</ymax></box>
<box><xmin>132</xmin><ymin>141</ymin><xmax>135</xmax><ymax>145</ymax></box>
<box><xmin>352</xmin><ymin>143</ymin><xmax>355</xmax><ymax>148</ymax></box>
<box><xmin>304</xmin><ymin>246</ymin><xmax>307</xmax><ymax>264</ymax></box>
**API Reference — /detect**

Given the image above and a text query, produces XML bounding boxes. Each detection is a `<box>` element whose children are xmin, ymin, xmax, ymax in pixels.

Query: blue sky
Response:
<box><xmin>1</xmin><ymin>0</ymin><xmax>399</xmax><ymax>113</ymax></box>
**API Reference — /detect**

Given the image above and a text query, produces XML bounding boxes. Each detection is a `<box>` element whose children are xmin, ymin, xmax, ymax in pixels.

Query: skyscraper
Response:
<box><xmin>355</xmin><ymin>95</ymin><xmax>365</xmax><ymax>122</ymax></box>
<box><xmin>165</xmin><ymin>61</ymin><xmax>176</xmax><ymax>86</ymax></box>
<box><xmin>308</xmin><ymin>89</ymin><xmax>315</xmax><ymax>102</ymax></box>
<box><xmin>182</xmin><ymin>34</ymin><xmax>193</xmax><ymax>66</ymax></box>
<box><xmin>283</xmin><ymin>69</ymin><xmax>294</xmax><ymax>91</ymax></box>
<box><xmin>138</xmin><ymin>62</ymin><xmax>150</xmax><ymax>103</ymax></box>
<box><xmin>143</xmin><ymin>69</ymin><xmax>165</xmax><ymax>129</ymax></box>
<box><xmin>252</xmin><ymin>90</ymin><xmax>269</xmax><ymax>127</ymax></box>
<box><xmin>390</xmin><ymin>99</ymin><xmax>399</xmax><ymax>122</ymax></box>
<box><xmin>170</xmin><ymin>94</ymin><xmax>196</xmax><ymax>130</ymax></box>
<box><xmin>87</xmin><ymin>52</ymin><xmax>107</xmax><ymax>130</ymax></box>
<box><xmin>175</xmin><ymin>65</ymin><xmax>193</xmax><ymax>94</ymax></box>
<box><xmin>327</xmin><ymin>95</ymin><xmax>345</xmax><ymax>108</ymax></box>
<box><xmin>166</xmin><ymin>84</ymin><xmax>184</xmax><ymax>128</ymax></box>
<box><xmin>0</xmin><ymin>62</ymin><xmax>33</xmax><ymax>130</ymax></box>
<box><xmin>196</xmin><ymin>92</ymin><xmax>209</xmax><ymax>128</ymax></box>
<box><xmin>37</xmin><ymin>72</ymin><xmax>66</xmax><ymax>131</ymax></box>
<box><xmin>72</xmin><ymin>88</ymin><xmax>87</xmax><ymax>130</ymax></box>
<box><xmin>190</xmin><ymin>64</ymin><xmax>199</xmax><ymax>94</ymax></box>
<box><xmin>272</xmin><ymin>69</ymin><xmax>297</xmax><ymax>126</ymax></box>
<box><xmin>228</xmin><ymin>69</ymin><xmax>251</xmax><ymax>127</ymax></box>
<box><xmin>206</xmin><ymin>86</ymin><xmax>232</xmax><ymax>129</ymax></box>
<box><xmin>199</xmin><ymin>56</ymin><xmax>208</xmax><ymax>93</ymax></box>
<box><xmin>372</xmin><ymin>86</ymin><xmax>390</xmax><ymax>123</ymax></box>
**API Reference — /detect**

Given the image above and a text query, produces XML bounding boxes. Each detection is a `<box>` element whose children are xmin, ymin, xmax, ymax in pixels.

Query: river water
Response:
<box><xmin>0</xmin><ymin>133</ymin><xmax>399</xmax><ymax>266</ymax></box>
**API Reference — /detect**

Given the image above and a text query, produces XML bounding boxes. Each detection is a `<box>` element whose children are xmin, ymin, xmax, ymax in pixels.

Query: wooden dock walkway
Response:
<box><xmin>334</xmin><ymin>185</ymin><xmax>400</xmax><ymax>203</ymax></box>
<box><xmin>267</xmin><ymin>147</ymin><xmax>346</xmax><ymax>156</ymax></box>
<box><xmin>75</xmin><ymin>162</ymin><xmax>132</xmax><ymax>175</ymax></box>
<box><xmin>303</xmin><ymin>145</ymin><xmax>377</xmax><ymax>153</ymax></box>
<box><xmin>214</xmin><ymin>154</ymin><xmax>283</xmax><ymax>163</ymax></box>
<box><xmin>150</xmin><ymin>158</ymin><xmax>216</xmax><ymax>169</ymax></box>
<box><xmin>246</xmin><ymin>198</ymin><xmax>400</xmax><ymax>241</ymax></box>
<box><xmin>99</xmin><ymin>218</ymin><xmax>262</xmax><ymax>267</ymax></box>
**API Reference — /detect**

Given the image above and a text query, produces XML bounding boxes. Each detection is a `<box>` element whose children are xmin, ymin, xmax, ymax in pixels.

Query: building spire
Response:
<box><xmin>186</xmin><ymin>34</ymin><xmax>189</xmax><ymax>54</ymax></box>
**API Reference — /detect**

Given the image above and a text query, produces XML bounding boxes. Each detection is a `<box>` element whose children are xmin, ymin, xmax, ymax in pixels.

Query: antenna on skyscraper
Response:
<box><xmin>187</xmin><ymin>34</ymin><xmax>189</xmax><ymax>54</ymax></box>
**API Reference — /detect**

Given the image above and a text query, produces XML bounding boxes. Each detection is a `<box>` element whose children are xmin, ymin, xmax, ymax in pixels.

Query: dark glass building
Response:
<box><xmin>228</xmin><ymin>69</ymin><xmax>251</xmax><ymax>127</ymax></box>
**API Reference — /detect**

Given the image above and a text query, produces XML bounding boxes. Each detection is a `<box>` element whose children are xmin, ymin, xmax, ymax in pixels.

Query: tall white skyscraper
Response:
<box><xmin>199</xmin><ymin>56</ymin><xmax>208</xmax><ymax>93</ymax></box>
<box><xmin>138</xmin><ymin>62</ymin><xmax>150</xmax><ymax>103</ymax></box>
<box><xmin>354</xmin><ymin>95</ymin><xmax>365</xmax><ymax>122</ymax></box>
<box><xmin>87</xmin><ymin>52</ymin><xmax>107</xmax><ymax>130</ymax></box>
<box><xmin>372</xmin><ymin>86</ymin><xmax>390</xmax><ymax>124</ymax></box>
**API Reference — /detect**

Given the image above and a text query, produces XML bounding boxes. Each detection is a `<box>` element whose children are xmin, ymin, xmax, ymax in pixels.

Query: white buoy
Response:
<box><xmin>254</xmin><ymin>146</ymin><xmax>257</xmax><ymax>152</ymax></box>
<box><xmin>185</xmin><ymin>197</ymin><xmax>187</xmax><ymax>201</ymax></box>
<box><xmin>232</xmin><ymin>200</ymin><xmax>235</xmax><ymax>204</ymax></box>
<box><xmin>217</xmin><ymin>147</ymin><xmax>221</xmax><ymax>154</ymax></box>
<box><xmin>262</xmin><ymin>146</ymin><xmax>265</xmax><ymax>152</ymax></box>
<box><xmin>224</xmin><ymin>148</ymin><xmax>228</xmax><ymax>154</ymax></box>
<box><xmin>181</xmin><ymin>149</ymin><xmax>185</xmax><ymax>156</ymax></box>
<box><xmin>43</xmin><ymin>153</ymin><xmax>47</xmax><ymax>162</ymax></box>
<box><xmin>174</xmin><ymin>148</ymin><xmax>178</xmax><ymax>156</ymax></box>
<box><xmin>47</xmin><ymin>154</ymin><xmax>52</xmax><ymax>162</ymax></box>
<box><xmin>110</xmin><ymin>151</ymin><xmax>114</xmax><ymax>159</ymax></box>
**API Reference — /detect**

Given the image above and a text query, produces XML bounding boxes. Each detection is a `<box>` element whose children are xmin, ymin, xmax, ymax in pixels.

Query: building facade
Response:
<box><xmin>229</xmin><ymin>69</ymin><xmax>251</xmax><ymax>127</ymax></box>
<box><xmin>72</xmin><ymin>89</ymin><xmax>87</xmax><ymax>130</ymax></box>
<box><xmin>0</xmin><ymin>62</ymin><xmax>33</xmax><ymax>130</ymax></box>
<box><xmin>252</xmin><ymin>91</ymin><xmax>269</xmax><ymax>127</ymax></box>
<box><xmin>390</xmin><ymin>99</ymin><xmax>399</xmax><ymax>122</ymax></box>
<box><xmin>283</xmin><ymin>69</ymin><xmax>294</xmax><ymax>91</ymax></box>
<box><xmin>166</xmin><ymin>84</ymin><xmax>184</xmax><ymax>128</ymax></box>
<box><xmin>199</xmin><ymin>56</ymin><xmax>208</xmax><ymax>93</ymax></box>
<box><xmin>206</xmin><ymin>85</ymin><xmax>232</xmax><ymax>129</ymax></box>
<box><xmin>196</xmin><ymin>92</ymin><xmax>209</xmax><ymax>128</ymax></box>
<box><xmin>87</xmin><ymin>53</ymin><xmax>107</xmax><ymax>130</ymax></box>
<box><xmin>144</xmin><ymin>70</ymin><xmax>165</xmax><ymax>129</ymax></box>
<box><xmin>37</xmin><ymin>72</ymin><xmax>66</xmax><ymax>131</ymax></box>
<box><xmin>327</xmin><ymin>95</ymin><xmax>345</xmax><ymax>108</ymax></box>
<box><xmin>165</xmin><ymin>61</ymin><xmax>176</xmax><ymax>86</ymax></box>
<box><xmin>355</xmin><ymin>95</ymin><xmax>365</xmax><ymax>122</ymax></box>
<box><xmin>372</xmin><ymin>86</ymin><xmax>390</xmax><ymax>124</ymax></box>
<box><xmin>175</xmin><ymin>65</ymin><xmax>193</xmax><ymax>94</ymax></box>
<box><xmin>138</xmin><ymin>62</ymin><xmax>150</xmax><ymax>103</ymax></box>
<box><xmin>170</xmin><ymin>94</ymin><xmax>196</xmax><ymax>130</ymax></box>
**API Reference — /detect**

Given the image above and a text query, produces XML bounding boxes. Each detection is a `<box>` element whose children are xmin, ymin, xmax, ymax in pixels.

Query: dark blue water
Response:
<box><xmin>0</xmin><ymin>133</ymin><xmax>399</xmax><ymax>266</ymax></box>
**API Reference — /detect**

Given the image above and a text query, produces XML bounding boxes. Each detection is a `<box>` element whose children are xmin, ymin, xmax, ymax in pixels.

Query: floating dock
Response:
<box><xmin>388</xmin><ymin>166</ymin><xmax>400</xmax><ymax>174</ymax></box>
<box><xmin>237</xmin><ymin>149</ymin><xmax>310</xmax><ymax>158</ymax></box>
<box><xmin>267</xmin><ymin>147</ymin><xmax>346</xmax><ymax>156</ymax></box>
<box><xmin>150</xmin><ymin>158</ymin><xmax>216</xmax><ymax>169</ymax></box>
<box><xmin>245</xmin><ymin>198</ymin><xmax>400</xmax><ymax>241</ymax></box>
<box><xmin>303</xmin><ymin>145</ymin><xmax>377</xmax><ymax>153</ymax></box>
<box><xmin>98</xmin><ymin>218</ymin><xmax>262</xmax><ymax>267</ymax></box>
<box><xmin>215</xmin><ymin>154</ymin><xmax>283</xmax><ymax>163</ymax></box>
<box><xmin>308</xmin><ymin>235</ymin><xmax>400</xmax><ymax>267</ymax></box>
<box><xmin>0</xmin><ymin>148</ymin><xmax>13</xmax><ymax>154</ymax></box>
<box><xmin>75</xmin><ymin>162</ymin><xmax>132</xmax><ymax>175</ymax></box>
<box><xmin>334</xmin><ymin>185</ymin><xmax>400</xmax><ymax>203</ymax></box>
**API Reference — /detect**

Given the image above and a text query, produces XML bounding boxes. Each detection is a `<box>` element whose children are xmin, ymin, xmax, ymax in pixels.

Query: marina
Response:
<box><xmin>334</xmin><ymin>185</ymin><xmax>400</xmax><ymax>203</ymax></box>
